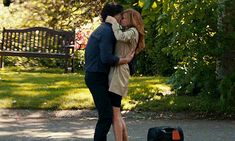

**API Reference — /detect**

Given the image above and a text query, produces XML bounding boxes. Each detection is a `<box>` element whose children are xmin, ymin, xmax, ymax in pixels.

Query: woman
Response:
<box><xmin>106</xmin><ymin>9</ymin><xmax>145</xmax><ymax>141</ymax></box>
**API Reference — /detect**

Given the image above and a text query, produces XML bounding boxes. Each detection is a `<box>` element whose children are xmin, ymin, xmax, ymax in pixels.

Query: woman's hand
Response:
<box><xmin>118</xmin><ymin>48</ymin><xmax>135</xmax><ymax>65</ymax></box>
<box><xmin>105</xmin><ymin>16</ymin><xmax>117</xmax><ymax>24</ymax></box>
<box><xmin>125</xmin><ymin>48</ymin><xmax>135</xmax><ymax>63</ymax></box>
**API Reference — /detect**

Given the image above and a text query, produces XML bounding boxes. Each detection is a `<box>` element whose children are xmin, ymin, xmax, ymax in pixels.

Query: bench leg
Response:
<box><xmin>0</xmin><ymin>56</ymin><xmax>3</xmax><ymax>68</ymax></box>
<box><xmin>64</xmin><ymin>57</ymin><xmax>68</xmax><ymax>73</ymax></box>
<box><xmin>70</xmin><ymin>48</ymin><xmax>75</xmax><ymax>73</ymax></box>
<box><xmin>71</xmin><ymin>57</ymin><xmax>74</xmax><ymax>73</ymax></box>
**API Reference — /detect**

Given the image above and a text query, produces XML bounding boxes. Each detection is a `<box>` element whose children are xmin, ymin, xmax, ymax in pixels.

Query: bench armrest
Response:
<box><xmin>64</xmin><ymin>45</ymin><xmax>75</xmax><ymax>57</ymax></box>
<box><xmin>64</xmin><ymin>44</ymin><xmax>74</xmax><ymax>49</ymax></box>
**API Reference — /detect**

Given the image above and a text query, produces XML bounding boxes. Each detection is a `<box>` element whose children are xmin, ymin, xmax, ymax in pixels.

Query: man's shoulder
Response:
<box><xmin>92</xmin><ymin>23</ymin><xmax>111</xmax><ymax>34</ymax></box>
<box><xmin>97</xmin><ymin>23</ymin><xmax>112</xmax><ymax>32</ymax></box>
<box><xmin>91</xmin><ymin>23</ymin><xmax>113</xmax><ymax>40</ymax></box>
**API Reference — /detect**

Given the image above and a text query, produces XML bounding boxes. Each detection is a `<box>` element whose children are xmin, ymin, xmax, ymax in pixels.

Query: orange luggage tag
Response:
<box><xmin>172</xmin><ymin>129</ymin><xmax>181</xmax><ymax>140</ymax></box>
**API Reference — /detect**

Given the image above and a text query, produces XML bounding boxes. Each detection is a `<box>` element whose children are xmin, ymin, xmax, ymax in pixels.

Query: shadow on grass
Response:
<box><xmin>124</xmin><ymin>76</ymin><xmax>219</xmax><ymax>113</ymax></box>
<box><xmin>0</xmin><ymin>67</ymin><xmax>92</xmax><ymax>110</ymax></box>
<box><xmin>126</xmin><ymin>86</ymin><xmax>220</xmax><ymax>113</ymax></box>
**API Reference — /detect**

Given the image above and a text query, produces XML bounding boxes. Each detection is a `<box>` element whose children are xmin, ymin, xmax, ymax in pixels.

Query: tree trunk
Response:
<box><xmin>216</xmin><ymin>0</ymin><xmax>235</xmax><ymax>78</ymax></box>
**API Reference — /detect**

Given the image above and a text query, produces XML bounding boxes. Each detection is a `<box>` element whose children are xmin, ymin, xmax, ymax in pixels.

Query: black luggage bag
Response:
<box><xmin>147</xmin><ymin>126</ymin><xmax>184</xmax><ymax>141</ymax></box>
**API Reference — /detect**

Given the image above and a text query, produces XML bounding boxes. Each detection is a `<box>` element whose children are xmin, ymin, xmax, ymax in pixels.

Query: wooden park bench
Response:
<box><xmin>0</xmin><ymin>27</ymin><xmax>75</xmax><ymax>72</ymax></box>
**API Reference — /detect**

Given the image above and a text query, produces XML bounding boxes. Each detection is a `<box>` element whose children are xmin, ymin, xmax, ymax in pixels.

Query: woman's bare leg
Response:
<box><xmin>112</xmin><ymin>107</ymin><xmax>123</xmax><ymax>141</ymax></box>
<box><xmin>121</xmin><ymin>117</ymin><xmax>128</xmax><ymax>141</ymax></box>
<box><xmin>112</xmin><ymin>107</ymin><xmax>129</xmax><ymax>141</ymax></box>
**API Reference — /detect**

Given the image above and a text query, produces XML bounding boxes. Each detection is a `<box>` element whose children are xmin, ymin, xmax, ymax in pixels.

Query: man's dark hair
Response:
<box><xmin>101</xmin><ymin>2</ymin><xmax>123</xmax><ymax>22</ymax></box>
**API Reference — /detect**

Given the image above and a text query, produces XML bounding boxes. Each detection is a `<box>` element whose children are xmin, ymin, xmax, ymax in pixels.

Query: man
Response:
<box><xmin>84</xmin><ymin>2</ymin><xmax>134</xmax><ymax>141</ymax></box>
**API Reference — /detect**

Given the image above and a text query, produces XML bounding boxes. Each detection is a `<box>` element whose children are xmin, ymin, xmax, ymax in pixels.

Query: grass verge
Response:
<box><xmin>0</xmin><ymin>67</ymin><xmax>222</xmax><ymax>114</ymax></box>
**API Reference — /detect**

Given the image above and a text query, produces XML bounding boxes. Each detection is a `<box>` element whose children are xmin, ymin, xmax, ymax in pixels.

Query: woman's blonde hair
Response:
<box><xmin>122</xmin><ymin>9</ymin><xmax>145</xmax><ymax>54</ymax></box>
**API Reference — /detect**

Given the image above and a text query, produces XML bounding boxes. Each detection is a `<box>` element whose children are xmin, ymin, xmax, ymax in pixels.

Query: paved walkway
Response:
<box><xmin>0</xmin><ymin>109</ymin><xmax>235</xmax><ymax>141</ymax></box>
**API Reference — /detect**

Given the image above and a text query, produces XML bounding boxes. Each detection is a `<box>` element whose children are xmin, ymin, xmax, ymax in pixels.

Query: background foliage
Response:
<box><xmin>118</xmin><ymin>0</ymin><xmax>235</xmax><ymax>111</ymax></box>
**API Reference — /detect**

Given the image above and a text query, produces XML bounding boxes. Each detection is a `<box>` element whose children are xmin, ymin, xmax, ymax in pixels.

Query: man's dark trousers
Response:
<box><xmin>85</xmin><ymin>72</ymin><xmax>113</xmax><ymax>141</ymax></box>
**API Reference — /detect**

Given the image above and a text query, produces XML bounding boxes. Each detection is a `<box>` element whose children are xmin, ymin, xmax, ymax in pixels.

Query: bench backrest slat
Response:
<box><xmin>42</xmin><ymin>31</ymin><xmax>45</xmax><ymax>52</ymax></box>
<box><xmin>45</xmin><ymin>35</ymin><xmax>48</xmax><ymax>52</ymax></box>
<box><xmin>17</xmin><ymin>32</ymin><xmax>20</xmax><ymax>50</ymax></box>
<box><xmin>12</xmin><ymin>32</ymin><xmax>16</xmax><ymax>50</ymax></box>
<box><xmin>9</xmin><ymin>32</ymin><xmax>12</xmax><ymax>51</ymax></box>
<box><xmin>1</xmin><ymin>29</ymin><xmax>5</xmax><ymax>50</ymax></box>
<box><xmin>53</xmin><ymin>34</ymin><xmax>56</xmax><ymax>53</ymax></box>
<box><xmin>28</xmin><ymin>32</ymin><xmax>33</xmax><ymax>51</ymax></box>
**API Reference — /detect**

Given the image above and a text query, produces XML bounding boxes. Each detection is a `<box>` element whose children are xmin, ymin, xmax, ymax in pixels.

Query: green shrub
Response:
<box><xmin>219</xmin><ymin>70</ymin><xmax>235</xmax><ymax>112</ymax></box>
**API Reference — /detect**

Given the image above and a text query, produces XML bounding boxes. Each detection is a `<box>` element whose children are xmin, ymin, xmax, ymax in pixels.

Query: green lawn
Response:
<box><xmin>0</xmin><ymin>67</ymin><xmax>219</xmax><ymax>113</ymax></box>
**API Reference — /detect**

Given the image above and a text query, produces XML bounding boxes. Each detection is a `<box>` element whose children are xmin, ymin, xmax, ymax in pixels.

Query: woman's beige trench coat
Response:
<box><xmin>108</xmin><ymin>23</ymin><xmax>139</xmax><ymax>97</ymax></box>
